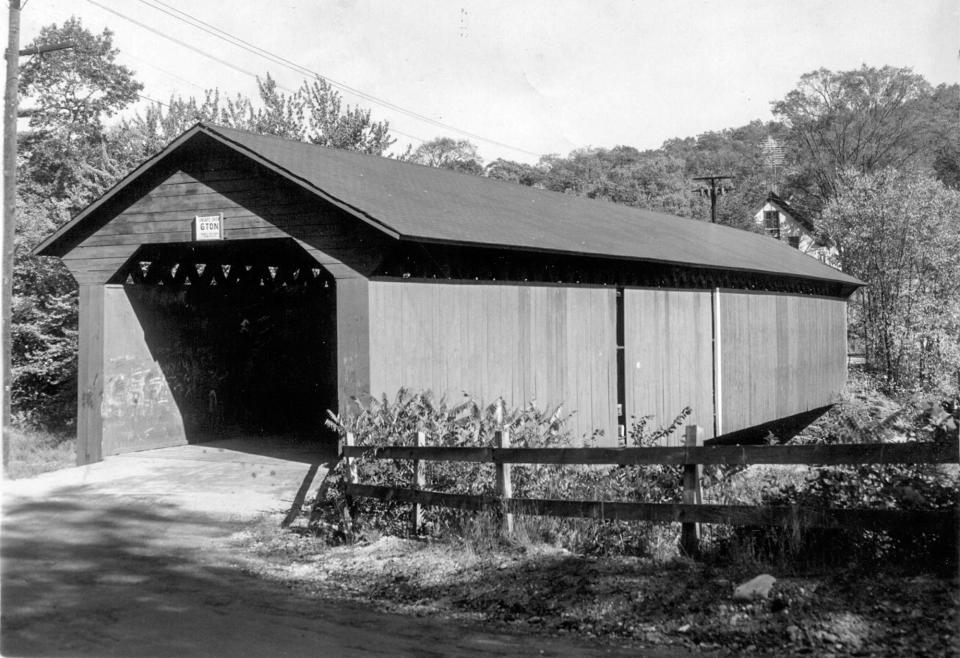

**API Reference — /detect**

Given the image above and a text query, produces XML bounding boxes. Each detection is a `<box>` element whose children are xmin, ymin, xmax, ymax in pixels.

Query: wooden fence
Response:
<box><xmin>340</xmin><ymin>426</ymin><xmax>959</xmax><ymax>555</ymax></box>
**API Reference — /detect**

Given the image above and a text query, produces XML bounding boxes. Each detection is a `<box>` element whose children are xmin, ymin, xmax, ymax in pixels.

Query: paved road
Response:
<box><xmin>2</xmin><ymin>440</ymin><xmax>665</xmax><ymax>657</ymax></box>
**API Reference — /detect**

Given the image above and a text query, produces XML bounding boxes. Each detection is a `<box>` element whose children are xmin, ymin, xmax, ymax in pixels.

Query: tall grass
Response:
<box><xmin>4</xmin><ymin>427</ymin><xmax>75</xmax><ymax>479</ymax></box>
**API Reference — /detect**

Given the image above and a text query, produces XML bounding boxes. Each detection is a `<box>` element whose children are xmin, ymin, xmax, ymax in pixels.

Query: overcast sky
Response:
<box><xmin>18</xmin><ymin>0</ymin><xmax>959</xmax><ymax>163</ymax></box>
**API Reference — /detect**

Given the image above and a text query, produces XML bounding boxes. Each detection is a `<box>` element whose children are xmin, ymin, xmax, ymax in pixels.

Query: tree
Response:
<box><xmin>13</xmin><ymin>19</ymin><xmax>144</xmax><ymax>431</ymax></box>
<box><xmin>12</xmin><ymin>194</ymin><xmax>78</xmax><ymax>429</ymax></box>
<box><xmin>408</xmin><ymin>137</ymin><xmax>483</xmax><ymax>174</ymax></box>
<box><xmin>772</xmin><ymin>66</ymin><xmax>934</xmax><ymax>213</ymax></box>
<box><xmin>18</xmin><ymin>17</ymin><xmax>143</xmax><ymax>203</ymax></box>
<box><xmin>484</xmin><ymin>158</ymin><xmax>545</xmax><ymax>187</ymax></box>
<box><xmin>122</xmin><ymin>74</ymin><xmax>396</xmax><ymax>159</ymax></box>
<box><xmin>923</xmin><ymin>83</ymin><xmax>960</xmax><ymax>190</ymax></box>
<box><xmin>301</xmin><ymin>77</ymin><xmax>395</xmax><ymax>154</ymax></box>
<box><xmin>819</xmin><ymin>168</ymin><xmax>960</xmax><ymax>390</ymax></box>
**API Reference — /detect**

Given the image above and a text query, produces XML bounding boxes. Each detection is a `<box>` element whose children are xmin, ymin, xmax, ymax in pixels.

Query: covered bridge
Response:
<box><xmin>35</xmin><ymin>123</ymin><xmax>862</xmax><ymax>464</ymax></box>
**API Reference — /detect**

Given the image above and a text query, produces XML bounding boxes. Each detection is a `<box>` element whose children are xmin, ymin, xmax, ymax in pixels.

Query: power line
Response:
<box><xmin>139</xmin><ymin>0</ymin><xmax>540</xmax><ymax>155</ymax></box>
<box><xmin>124</xmin><ymin>51</ymin><xmax>207</xmax><ymax>93</ymax></box>
<box><xmin>136</xmin><ymin>93</ymin><xmax>169</xmax><ymax>107</ymax></box>
<box><xmin>86</xmin><ymin>0</ymin><xmax>431</xmax><ymax>146</ymax></box>
<box><xmin>108</xmin><ymin>0</ymin><xmax>543</xmax><ymax>158</ymax></box>
<box><xmin>88</xmin><ymin>0</ymin><xmax>300</xmax><ymax>93</ymax></box>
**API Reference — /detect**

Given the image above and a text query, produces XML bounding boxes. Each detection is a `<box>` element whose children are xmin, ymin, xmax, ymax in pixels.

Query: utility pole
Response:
<box><xmin>3</xmin><ymin>0</ymin><xmax>22</xmax><ymax>468</ymax></box>
<box><xmin>693</xmin><ymin>174</ymin><xmax>734</xmax><ymax>224</ymax></box>
<box><xmin>2</xmin><ymin>0</ymin><xmax>74</xmax><ymax>465</ymax></box>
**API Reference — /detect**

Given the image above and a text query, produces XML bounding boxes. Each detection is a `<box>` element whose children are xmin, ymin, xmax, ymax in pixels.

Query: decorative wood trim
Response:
<box><xmin>373</xmin><ymin>243</ymin><xmax>852</xmax><ymax>298</ymax></box>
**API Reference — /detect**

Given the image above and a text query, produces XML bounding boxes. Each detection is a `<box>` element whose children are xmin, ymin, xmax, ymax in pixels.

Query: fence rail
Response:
<box><xmin>340</xmin><ymin>427</ymin><xmax>959</xmax><ymax>555</ymax></box>
<box><xmin>343</xmin><ymin>483</ymin><xmax>954</xmax><ymax>531</ymax></box>
<box><xmin>341</xmin><ymin>442</ymin><xmax>956</xmax><ymax>466</ymax></box>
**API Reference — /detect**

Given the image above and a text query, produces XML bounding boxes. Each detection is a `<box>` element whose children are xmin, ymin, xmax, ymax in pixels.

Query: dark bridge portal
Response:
<box><xmin>102</xmin><ymin>239</ymin><xmax>337</xmax><ymax>454</ymax></box>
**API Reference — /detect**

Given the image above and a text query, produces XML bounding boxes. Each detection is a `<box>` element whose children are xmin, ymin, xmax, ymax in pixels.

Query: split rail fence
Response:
<box><xmin>340</xmin><ymin>426</ymin><xmax>959</xmax><ymax>555</ymax></box>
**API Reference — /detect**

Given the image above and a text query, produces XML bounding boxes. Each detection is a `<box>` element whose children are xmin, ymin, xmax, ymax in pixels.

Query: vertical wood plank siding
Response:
<box><xmin>623</xmin><ymin>289</ymin><xmax>715</xmax><ymax>444</ymax></box>
<box><xmin>77</xmin><ymin>285</ymin><xmax>105</xmax><ymax>465</ymax></box>
<box><xmin>101</xmin><ymin>286</ymin><xmax>188</xmax><ymax>455</ymax></box>
<box><xmin>367</xmin><ymin>282</ymin><xmax>618</xmax><ymax>444</ymax></box>
<box><xmin>720</xmin><ymin>292</ymin><xmax>847</xmax><ymax>434</ymax></box>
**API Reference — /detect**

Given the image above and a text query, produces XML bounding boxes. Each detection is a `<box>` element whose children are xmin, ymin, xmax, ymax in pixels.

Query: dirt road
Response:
<box><xmin>1</xmin><ymin>440</ymin><xmax>658</xmax><ymax>657</ymax></box>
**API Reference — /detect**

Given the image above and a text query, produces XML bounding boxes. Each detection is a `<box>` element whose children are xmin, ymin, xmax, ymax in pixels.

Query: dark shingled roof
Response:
<box><xmin>37</xmin><ymin>123</ymin><xmax>861</xmax><ymax>287</ymax></box>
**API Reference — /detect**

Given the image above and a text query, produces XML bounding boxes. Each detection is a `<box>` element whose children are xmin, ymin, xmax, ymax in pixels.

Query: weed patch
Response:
<box><xmin>4</xmin><ymin>426</ymin><xmax>75</xmax><ymax>479</ymax></box>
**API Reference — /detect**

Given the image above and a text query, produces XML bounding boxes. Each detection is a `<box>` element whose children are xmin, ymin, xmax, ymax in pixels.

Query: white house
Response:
<box><xmin>754</xmin><ymin>192</ymin><xmax>837</xmax><ymax>265</ymax></box>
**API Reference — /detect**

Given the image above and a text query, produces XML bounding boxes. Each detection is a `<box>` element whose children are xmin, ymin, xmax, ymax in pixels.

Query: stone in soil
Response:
<box><xmin>733</xmin><ymin>574</ymin><xmax>777</xmax><ymax>601</ymax></box>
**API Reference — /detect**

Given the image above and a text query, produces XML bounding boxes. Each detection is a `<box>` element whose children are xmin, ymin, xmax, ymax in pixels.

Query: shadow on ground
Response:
<box><xmin>2</xmin><ymin>478</ymin><xmax>661</xmax><ymax>657</ymax></box>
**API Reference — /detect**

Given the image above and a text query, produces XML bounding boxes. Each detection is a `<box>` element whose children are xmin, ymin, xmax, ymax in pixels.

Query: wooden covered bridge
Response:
<box><xmin>35</xmin><ymin>124</ymin><xmax>862</xmax><ymax>464</ymax></box>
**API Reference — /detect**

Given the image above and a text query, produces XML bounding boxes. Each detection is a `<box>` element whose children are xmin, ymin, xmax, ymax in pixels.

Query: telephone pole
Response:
<box><xmin>693</xmin><ymin>174</ymin><xmax>734</xmax><ymax>224</ymax></box>
<box><xmin>2</xmin><ymin>0</ymin><xmax>74</xmax><ymax>464</ymax></box>
<box><xmin>3</xmin><ymin>0</ymin><xmax>22</xmax><ymax>466</ymax></box>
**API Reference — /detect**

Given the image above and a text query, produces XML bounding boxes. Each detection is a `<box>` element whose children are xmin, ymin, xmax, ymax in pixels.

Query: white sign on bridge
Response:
<box><xmin>193</xmin><ymin>214</ymin><xmax>223</xmax><ymax>241</ymax></box>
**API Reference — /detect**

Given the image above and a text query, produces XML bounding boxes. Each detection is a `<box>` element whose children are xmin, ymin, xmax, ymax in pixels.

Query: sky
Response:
<box><xmin>15</xmin><ymin>0</ymin><xmax>960</xmax><ymax>164</ymax></box>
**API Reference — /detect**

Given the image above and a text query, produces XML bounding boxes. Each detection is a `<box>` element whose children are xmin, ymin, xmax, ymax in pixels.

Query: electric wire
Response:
<box><xmin>94</xmin><ymin>0</ymin><xmax>542</xmax><ymax>158</ymax></box>
<box><xmin>86</xmin><ymin>0</ymin><xmax>432</xmax><ymax>146</ymax></box>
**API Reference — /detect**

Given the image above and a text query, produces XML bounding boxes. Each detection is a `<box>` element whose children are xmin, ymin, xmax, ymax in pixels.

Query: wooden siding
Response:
<box><xmin>720</xmin><ymin>292</ymin><xmax>847</xmax><ymax>434</ymax></box>
<box><xmin>77</xmin><ymin>285</ymin><xmax>105</xmax><ymax>465</ymax></box>
<box><xmin>101</xmin><ymin>286</ymin><xmax>188</xmax><ymax>455</ymax></box>
<box><xmin>61</xmin><ymin>156</ymin><xmax>390</xmax><ymax>284</ymax></box>
<box><xmin>336</xmin><ymin>277</ymin><xmax>372</xmax><ymax>417</ymax></box>
<box><xmin>623</xmin><ymin>289</ymin><xmax>715</xmax><ymax>445</ymax></box>
<box><xmin>367</xmin><ymin>281</ymin><xmax>618</xmax><ymax>444</ymax></box>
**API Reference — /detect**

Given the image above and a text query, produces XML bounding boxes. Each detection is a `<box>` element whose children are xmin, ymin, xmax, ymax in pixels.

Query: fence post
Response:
<box><xmin>681</xmin><ymin>424</ymin><xmax>704</xmax><ymax>557</ymax></box>
<box><xmin>344</xmin><ymin>431</ymin><xmax>358</xmax><ymax>486</ymax></box>
<box><xmin>342</xmin><ymin>431</ymin><xmax>358</xmax><ymax>538</ymax></box>
<box><xmin>412</xmin><ymin>430</ymin><xmax>426</xmax><ymax>534</ymax></box>
<box><xmin>494</xmin><ymin>428</ymin><xmax>514</xmax><ymax>536</ymax></box>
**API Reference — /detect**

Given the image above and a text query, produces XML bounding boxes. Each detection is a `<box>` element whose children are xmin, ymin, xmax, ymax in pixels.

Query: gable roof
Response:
<box><xmin>36</xmin><ymin>123</ymin><xmax>861</xmax><ymax>287</ymax></box>
<box><xmin>763</xmin><ymin>191</ymin><xmax>816</xmax><ymax>233</ymax></box>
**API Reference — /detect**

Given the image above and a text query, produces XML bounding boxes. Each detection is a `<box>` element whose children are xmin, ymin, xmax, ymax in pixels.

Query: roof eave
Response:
<box><xmin>398</xmin><ymin>234</ymin><xmax>866</xmax><ymax>290</ymax></box>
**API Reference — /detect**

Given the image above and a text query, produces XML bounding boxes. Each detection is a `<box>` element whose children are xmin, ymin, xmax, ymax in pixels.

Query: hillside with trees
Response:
<box><xmin>11</xmin><ymin>18</ymin><xmax>960</xmax><ymax>435</ymax></box>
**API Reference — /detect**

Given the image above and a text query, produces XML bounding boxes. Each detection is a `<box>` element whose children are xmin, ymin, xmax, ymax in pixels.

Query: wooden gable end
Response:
<box><xmin>58</xmin><ymin>140</ymin><xmax>392</xmax><ymax>284</ymax></box>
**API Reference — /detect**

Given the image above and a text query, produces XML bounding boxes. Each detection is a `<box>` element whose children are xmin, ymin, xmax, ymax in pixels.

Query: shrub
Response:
<box><xmin>703</xmin><ymin>383</ymin><xmax>959</xmax><ymax>573</ymax></box>
<box><xmin>315</xmin><ymin>390</ymin><xmax>691</xmax><ymax>556</ymax></box>
<box><xmin>709</xmin><ymin>462</ymin><xmax>959</xmax><ymax>574</ymax></box>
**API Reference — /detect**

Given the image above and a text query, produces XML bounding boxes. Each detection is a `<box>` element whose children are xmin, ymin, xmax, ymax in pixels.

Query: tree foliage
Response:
<box><xmin>407</xmin><ymin>137</ymin><xmax>484</xmax><ymax>175</ymax></box>
<box><xmin>18</xmin><ymin>18</ymin><xmax>143</xmax><ymax>203</ymax></box>
<box><xmin>819</xmin><ymin>168</ymin><xmax>960</xmax><ymax>390</ymax></box>
<box><xmin>772</xmin><ymin>66</ymin><xmax>936</xmax><ymax>213</ymax></box>
<box><xmin>13</xmin><ymin>19</ymin><xmax>144</xmax><ymax>430</ymax></box>
<box><xmin>122</xmin><ymin>74</ymin><xmax>396</xmax><ymax>158</ymax></box>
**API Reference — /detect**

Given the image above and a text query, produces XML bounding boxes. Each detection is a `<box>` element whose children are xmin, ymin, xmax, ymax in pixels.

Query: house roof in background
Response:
<box><xmin>37</xmin><ymin>123</ymin><xmax>861</xmax><ymax>287</ymax></box>
<box><xmin>764</xmin><ymin>191</ymin><xmax>816</xmax><ymax>234</ymax></box>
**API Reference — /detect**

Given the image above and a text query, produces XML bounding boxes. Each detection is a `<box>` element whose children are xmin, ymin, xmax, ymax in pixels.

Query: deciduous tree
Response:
<box><xmin>819</xmin><ymin>168</ymin><xmax>960</xmax><ymax>390</ymax></box>
<box><xmin>18</xmin><ymin>18</ymin><xmax>142</xmax><ymax>202</ymax></box>
<box><xmin>772</xmin><ymin>66</ymin><xmax>934</xmax><ymax>213</ymax></box>
<box><xmin>408</xmin><ymin>137</ymin><xmax>483</xmax><ymax>174</ymax></box>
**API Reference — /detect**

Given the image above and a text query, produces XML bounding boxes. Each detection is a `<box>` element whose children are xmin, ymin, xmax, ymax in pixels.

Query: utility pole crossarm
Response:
<box><xmin>693</xmin><ymin>174</ymin><xmax>735</xmax><ymax>224</ymax></box>
<box><xmin>18</xmin><ymin>41</ymin><xmax>75</xmax><ymax>57</ymax></box>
